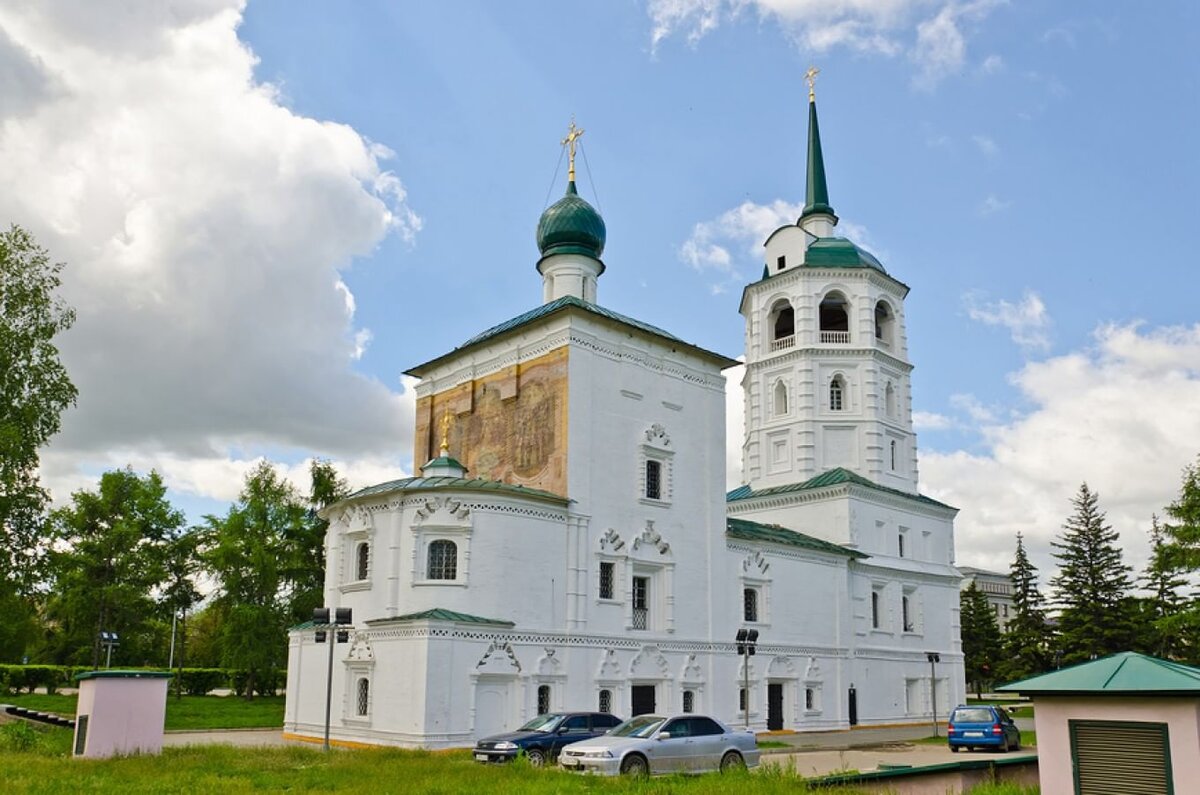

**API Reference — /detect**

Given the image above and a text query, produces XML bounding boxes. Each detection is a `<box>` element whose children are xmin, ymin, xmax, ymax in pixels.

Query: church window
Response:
<box><xmin>871</xmin><ymin>589</ymin><xmax>882</xmax><ymax>629</ymax></box>
<box><xmin>773</xmin><ymin>380</ymin><xmax>788</xmax><ymax>416</ymax></box>
<box><xmin>897</xmin><ymin>531</ymin><xmax>906</xmax><ymax>558</ymax></box>
<box><xmin>743</xmin><ymin>587</ymin><xmax>759</xmax><ymax>622</ymax></box>
<box><xmin>885</xmin><ymin>382</ymin><xmax>896</xmax><ymax>417</ymax></box>
<box><xmin>874</xmin><ymin>300</ymin><xmax>895</xmax><ymax>347</ymax></box>
<box><xmin>599</xmin><ymin>689</ymin><xmax>612</xmax><ymax>714</ymax></box>
<box><xmin>739</xmin><ymin>688</ymin><xmax>747</xmax><ymax>712</ymax></box>
<box><xmin>355</xmin><ymin>677</ymin><xmax>370</xmax><ymax>716</ymax></box>
<box><xmin>645</xmin><ymin>460</ymin><xmax>662</xmax><ymax>500</ymax></box>
<box><xmin>902</xmin><ymin>595</ymin><xmax>913</xmax><ymax>633</ymax></box>
<box><xmin>537</xmin><ymin>685</ymin><xmax>551</xmax><ymax>715</ymax></box>
<box><xmin>805</xmin><ymin>688</ymin><xmax>815</xmax><ymax>710</ymax></box>
<box><xmin>427</xmin><ymin>540</ymin><xmax>457</xmax><ymax>580</ymax></box>
<box><xmin>683</xmin><ymin>690</ymin><xmax>695</xmax><ymax>713</ymax></box>
<box><xmin>819</xmin><ymin>291</ymin><xmax>850</xmax><ymax>343</ymax></box>
<box><xmin>829</xmin><ymin>376</ymin><xmax>845</xmax><ymax>411</ymax></box>
<box><xmin>890</xmin><ymin>440</ymin><xmax>898</xmax><ymax>470</ymax></box>
<box><xmin>599</xmin><ymin>561</ymin><xmax>615</xmax><ymax>600</ymax></box>
<box><xmin>632</xmin><ymin>576</ymin><xmax>649</xmax><ymax>629</ymax></box>
<box><xmin>776</xmin><ymin>255</ymin><xmax>786</xmax><ymax>271</ymax></box>
<box><xmin>355</xmin><ymin>542</ymin><xmax>370</xmax><ymax>581</ymax></box>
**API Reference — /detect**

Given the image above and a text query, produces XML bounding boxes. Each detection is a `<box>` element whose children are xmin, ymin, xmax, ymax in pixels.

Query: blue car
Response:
<box><xmin>474</xmin><ymin>712</ymin><xmax>624</xmax><ymax>766</ymax></box>
<box><xmin>947</xmin><ymin>705</ymin><xmax>1021</xmax><ymax>752</ymax></box>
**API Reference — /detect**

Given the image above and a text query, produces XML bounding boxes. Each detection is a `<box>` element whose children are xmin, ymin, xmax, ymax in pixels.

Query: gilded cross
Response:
<box><xmin>439</xmin><ymin>410</ymin><xmax>452</xmax><ymax>454</ymax></box>
<box><xmin>804</xmin><ymin>65</ymin><xmax>820</xmax><ymax>102</ymax></box>
<box><xmin>561</xmin><ymin>117</ymin><xmax>585</xmax><ymax>182</ymax></box>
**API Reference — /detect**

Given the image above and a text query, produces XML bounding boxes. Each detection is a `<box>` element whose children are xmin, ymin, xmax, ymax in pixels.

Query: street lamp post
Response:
<box><xmin>926</xmin><ymin>651</ymin><xmax>941</xmax><ymax>736</ymax></box>
<box><xmin>313</xmin><ymin>607</ymin><xmax>353</xmax><ymax>751</ymax></box>
<box><xmin>735</xmin><ymin>628</ymin><xmax>758</xmax><ymax>730</ymax></box>
<box><xmin>99</xmin><ymin>631</ymin><xmax>120</xmax><ymax>668</ymax></box>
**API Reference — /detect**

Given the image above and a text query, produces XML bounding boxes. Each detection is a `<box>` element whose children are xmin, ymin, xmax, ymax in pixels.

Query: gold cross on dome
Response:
<box><xmin>561</xmin><ymin>117</ymin><xmax>585</xmax><ymax>182</ymax></box>
<box><xmin>804</xmin><ymin>65</ymin><xmax>820</xmax><ymax>102</ymax></box>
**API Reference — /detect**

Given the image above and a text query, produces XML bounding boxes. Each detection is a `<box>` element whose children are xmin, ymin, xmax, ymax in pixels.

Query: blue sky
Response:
<box><xmin>3</xmin><ymin>1</ymin><xmax>1198</xmax><ymax>577</ymax></box>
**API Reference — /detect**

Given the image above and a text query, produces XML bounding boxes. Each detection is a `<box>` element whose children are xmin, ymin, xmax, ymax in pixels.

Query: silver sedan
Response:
<box><xmin>558</xmin><ymin>714</ymin><xmax>760</xmax><ymax>776</ymax></box>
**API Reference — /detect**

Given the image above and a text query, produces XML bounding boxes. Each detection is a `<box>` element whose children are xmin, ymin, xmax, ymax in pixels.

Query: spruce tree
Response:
<box><xmin>1050</xmin><ymin>483</ymin><xmax>1135</xmax><ymax>664</ymax></box>
<box><xmin>1141</xmin><ymin>515</ymin><xmax>1188</xmax><ymax>658</ymax></box>
<box><xmin>1159</xmin><ymin>459</ymin><xmax>1200</xmax><ymax>662</ymax></box>
<box><xmin>1000</xmin><ymin>533</ymin><xmax>1050</xmax><ymax>681</ymax></box>
<box><xmin>960</xmin><ymin>582</ymin><xmax>1003</xmax><ymax>697</ymax></box>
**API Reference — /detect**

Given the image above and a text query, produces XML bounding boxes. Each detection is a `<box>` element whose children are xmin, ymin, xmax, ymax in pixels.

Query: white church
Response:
<box><xmin>284</xmin><ymin>86</ymin><xmax>967</xmax><ymax>748</ymax></box>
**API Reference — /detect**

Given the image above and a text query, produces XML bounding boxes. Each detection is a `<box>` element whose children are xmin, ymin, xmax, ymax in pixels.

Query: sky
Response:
<box><xmin>2</xmin><ymin>1</ymin><xmax>1198</xmax><ymax>581</ymax></box>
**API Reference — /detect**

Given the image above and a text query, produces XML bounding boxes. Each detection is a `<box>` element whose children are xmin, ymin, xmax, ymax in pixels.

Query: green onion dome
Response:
<box><xmin>536</xmin><ymin>181</ymin><xmax>606</xmax><ymax>258</ymax></box>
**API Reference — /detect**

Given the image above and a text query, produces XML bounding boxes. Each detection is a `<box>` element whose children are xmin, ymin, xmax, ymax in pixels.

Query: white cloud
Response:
<box><xmin>913</xmin><ymin>410</ymin><xmax>955</xmax><ymax>431</ymax></box>
<box><xmin>964</xmin><ymin>290</ymin><xmax>1051</xmax><ymax>351</ymax></box>
<box><xmin>0</xmin><ymin>2</ymin><xmax>421</xmax><ymax>504</ymax></box>
<box><xmin>648</xmin><ymin>1</ymin><xmax>1005</xmax><ymax>87</ymax></box>
<box><xmin>979</xmin><ymin>194</ymin><xmax>1012</xmax><ymax>215</ymax></box>
<box><xmin>979</xmin><ymin>53</ymin><xmax>1004</xmax><ymax>74</ymax></box>
<box><xmin>922</xmin><ymin>322</ymin><xmax>1200</xmax><ymax>575</ymax></box>
<box><xmin>971</xmin><ymin>134</ymin><xmax>999</xmax><ymax>157</ymax></box>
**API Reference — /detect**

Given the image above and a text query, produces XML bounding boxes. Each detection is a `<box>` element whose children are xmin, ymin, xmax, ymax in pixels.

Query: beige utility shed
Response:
<box><xmin>999</xmin><ymin>652</ymin><xmax>1200</xmax><ymax>795</ymax></box>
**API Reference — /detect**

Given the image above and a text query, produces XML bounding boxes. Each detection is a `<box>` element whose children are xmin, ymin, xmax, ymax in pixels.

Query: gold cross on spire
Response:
<box><xmin>804</xmin><ymin>65</ymin><xmax>820</xmax><ymax>102</ymax></box>
<box><xmin>561</xmin><ymin>117</ymin><xmax>585</xmax><ymax>183</ymax></box>
<box><xmin>439</xmin><ymin>409</ymin><xmax>452</xmax><ymax>455</ymax></box>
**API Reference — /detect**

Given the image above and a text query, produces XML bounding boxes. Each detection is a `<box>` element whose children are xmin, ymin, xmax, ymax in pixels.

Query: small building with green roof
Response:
<box><xmin>998</xmin><ymin>652</ymin><xmax>1200</xmax><ymax>795</ymax></box>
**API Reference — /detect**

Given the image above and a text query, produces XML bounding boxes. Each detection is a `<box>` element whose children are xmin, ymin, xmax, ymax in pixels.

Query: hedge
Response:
<box><xmin>0</xmin><ymin>666</ymin><xmax>286</xmax><ymax>696</ymax></box>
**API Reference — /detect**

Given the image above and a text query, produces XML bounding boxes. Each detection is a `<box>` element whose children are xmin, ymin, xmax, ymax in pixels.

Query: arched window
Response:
<box><xmin>768</xmin><ymin>300</ymin><xmax>795</xmax><ymax>351</ymax></box>
<box><xmin>427</xmin><ymin>540</ymin><xmax>457</xmax><ymax>580</ymax></box>
<box><xmin>537</xmin><ymin>685</ymin><xmax>551</xmax><ymax>715</ymax></box>
<box><xmin>885</xmin><ymin>382</ymin><xmax>896</xmax><ymax>418</ymax></box>
<box><xmin>874</xmin><ymin>300</ymin><xmax>895</xmax><ymax>346</ymax></box>
<box><xmin>829</xmin><ymin>376</ymin><xmax>845</xmax><ymax>411</ymax></box>
<box><xmin>773</xmin><ymin>380</ymin><xmax>788</xmax><ymax>416</ymax></box>
<box><xmin>682</xmin><ymin>690</ymin><xmax>695</xmax><ymax>713</ymax></box>
<box><xmin>819</xmin><ymin>292</ymin><xmax>849</xmax><ymax>343</ymax></box>
<box><xmin>599</xmin><ymin>689</ymin><xmax>612</xmax><ymax>714</ymax></box>
<box><xmin>355</xmin><ymin>542</ymin><xmax>370</xmax><ymax>581</ymax></box>
<box><xmin>356</xmin><ymin>677</ymin><xmax>370</xmax><ymax>716</ymax></box>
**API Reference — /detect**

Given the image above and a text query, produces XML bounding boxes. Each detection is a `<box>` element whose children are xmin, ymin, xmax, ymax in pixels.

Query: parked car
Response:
<box><xmin>947</xmin><ymin>704</ymin><xmax>1021</xmax><ymax>752</ymax></box>
<box><xmin>558</xmin><ymin>713</ymin><xmax>760</xmax><ymax>776</ymax></box>
<box><xmin>473</xmin><ymin>712</ymin><xmax>624</xmax><ymax>766</ymax></box>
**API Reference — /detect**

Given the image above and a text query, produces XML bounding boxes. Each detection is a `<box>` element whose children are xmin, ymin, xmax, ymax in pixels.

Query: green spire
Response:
<box><xmin>800</xmin><ymin>98</ymin><xmax>836</xmax><ymax>220</ymax></box>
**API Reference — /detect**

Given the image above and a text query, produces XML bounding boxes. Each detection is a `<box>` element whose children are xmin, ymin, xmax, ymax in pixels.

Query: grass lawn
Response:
<box><xmin>0</xmin><ymin>693</ymin><xmax>285</xmax><ymax>731</ymax></box>
<box><xmin>915</xmin><ymin>730</ymin><xmax>1036</xmax><ymax>747</ymax></box>
<box><xmin>0</xmin><ymin>737</ymin><xmax>1040</xmax><ymax>794</ymax></box>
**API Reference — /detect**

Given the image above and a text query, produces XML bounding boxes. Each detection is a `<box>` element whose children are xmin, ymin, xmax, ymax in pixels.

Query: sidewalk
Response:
<box><xmin>763</xmin><ymin>744</ymin><xmax>1036</xmax><ymax>779</ymax></box>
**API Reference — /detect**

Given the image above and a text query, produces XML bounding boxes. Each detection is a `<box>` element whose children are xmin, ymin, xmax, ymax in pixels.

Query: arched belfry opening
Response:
<box><xmin>819</xmin><ymin>292</ymin><xmax>849</xmax><ymax>343</ymax></box>
<box><xmin>874</xmin><ymin>300</ymin><xmax>895</xmax><ymax>347</ymax></box>
<box><xmin>768</xmin><ymin>300</ymin><xmax>795</xmax><ymax>351</ymax></box>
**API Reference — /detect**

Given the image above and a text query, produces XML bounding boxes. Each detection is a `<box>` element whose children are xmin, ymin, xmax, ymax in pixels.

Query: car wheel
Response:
<box><xmin>950</xmin><ymin>745</ymin><xmax>960</xmax><ymax>753</ymax></box>
<box><xmin>620</xmin><ymin>754</ymin><xmax>649</xmax><ymax>777</ymax></box>
<box><xmin>1000</xmin><ymin>737</ymin><xmax>1010</xmax><ymax>753</ymax></box>
<box><xmin>720</xmin><ymin>751</ymin><xmax>745</xmax><ymax>772</ymax></box>
<box><xmin>525</xmin><ymin>748</ymin><xmax>546</xmax><ymax>767</ymax></box>
<box><xmin>1014</xmin><ymin>736</ymin><xmax>1021</xmax><ymax>751</ymax></box>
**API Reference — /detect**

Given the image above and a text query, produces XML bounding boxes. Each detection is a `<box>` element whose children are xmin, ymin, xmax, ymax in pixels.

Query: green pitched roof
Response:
<box><xmin>372</xmin><ymin>608</ymin><xmax>514</xmax><ymax>627</ymax></box>
<box><xmin>801</xmin><ymin>98</ymin><xmax>836</xmax><ymax>220</ymax></box>
<box><xmin>341</xmin><ymin>475</ymin><xmax>569</xmax><ymax>506</ymax></box>
<box><xmin>998</xmin><ymin>652</ymin><xmax>1200</xmax><ymax>696</ymax></box>
<box><xmin>405</xmin><ymin>295</ymin><xmax>737</xmax><ymax>376</ymax></box>
<box><xmin>804</xmin><ymin>237</ymin><xmax>887</xmax><ymax>273</ymax></box>
<box><xmin>536</xmin><ymin>180</ymin><xmax>606</xmax><ymax>259</ymax></box>
<box><xmin>726</xmin><ymin>467</ymin><xmax>955</xmax><ymax>511</ymax></box>
<box><xmin>727</xmin><ymin>517</ymin><xmax>867</xmax><ymax>559</ymax></box>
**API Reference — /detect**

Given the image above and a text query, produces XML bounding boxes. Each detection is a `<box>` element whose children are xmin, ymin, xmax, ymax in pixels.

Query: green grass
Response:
<box><xmin>1</xmin><ymin>693</ymin><xmax>285</xmax><ymax>731</ymax></box>
<box><xmin>915</xmin><ymin>730</ymin><xmax>1036</xmax><ymax>747</ymax></box>
<box><xmin>0</xmin><ymin>742</ymin><xmax>1039</xmax><ymax>794</ymax></box>
<box><xmin>967</xmin><ymin>699</ymin><xmax>1035</xmax><ymax>717</ymax></box>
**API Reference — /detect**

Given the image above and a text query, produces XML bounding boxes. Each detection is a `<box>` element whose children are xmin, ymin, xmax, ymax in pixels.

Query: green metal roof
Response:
<box><xmin>536</xmin><ymin>180</ymin><xmax>606</xmax><ymax>259</ymax></box>
<box><xmin>76</xmin><ymin>669</ymin><xmax>172</xmax><ymax>681</ymax></box>
<box><xmin>998</xmin><ymin>652</ymin><xmax>1200</xmax><ymax>696</ymax></box>
<box><xmin>800</xmin><ymin>98</ymin><xmax>836</xmax><ymax>220</ymax></box>
<box><xmin>727</xmin><ymin>517</ymin><xmax>867</xmax><ymax>559</ymax></box>
<box><xmin>405</xmin><ymin>294</ymin><xmax>738</xmax><ymax>375</ymax></box>
<box><xmin>804</xmin><ymin>238</ymin><xmax>886</xmax><ymax>273</ymax></box>
<box><xmin>342</xmin><ymin>475</ymin><xmax>569</xmax><ymax>506</ymax></box>
<box><xmin>420</xmin><ymin>453</ymin><xmax>466</xmax><ymax>475</ymax></box>
<box><xmin>372</xmin><ymin>608</ymin><xmax>514</xmax><ymax>627</ymax></box>
<box><xmin>726</xmin><ymin>467</ymin><xmax>955</xmax><ymax>511</ymax></box>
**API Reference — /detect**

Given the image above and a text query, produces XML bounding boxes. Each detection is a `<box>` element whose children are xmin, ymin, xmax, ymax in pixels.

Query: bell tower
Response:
<box><xmin>738</xmin><ymin>71</ymin><xmax>920</xmax><ymax>494</ymax></box>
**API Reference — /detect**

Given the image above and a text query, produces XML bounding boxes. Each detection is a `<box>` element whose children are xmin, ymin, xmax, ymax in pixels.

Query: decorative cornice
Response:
<box><xmin>746</xmin><ymin>344</ymin><xmax>913</xmax><ymax>373</ymax></box>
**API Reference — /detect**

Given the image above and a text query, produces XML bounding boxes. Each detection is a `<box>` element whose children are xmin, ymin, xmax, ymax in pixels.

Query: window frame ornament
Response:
<box><xmin>639</xmin><ymin>424</ymin><xmax>674</xmax><ymax>507</ymax></box>
<box><xmin>410</xmin><ymin>496</ymin><xmax>473</xmax><ymax>587</ymax></box>
<box><xmin>339</xmin><ymin>507</ymin><xmax>374</xmax><ymax>593</ymax></box>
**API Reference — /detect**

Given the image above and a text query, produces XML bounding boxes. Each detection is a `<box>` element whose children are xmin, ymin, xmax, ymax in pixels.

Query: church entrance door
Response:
<box><xmin>474</xmin><ymin>679</ymin><xmax>513</xmax><ymax>739</ymax></box>
<box><xmin>631</xmin><ymin>685</ymin><xmax>655</xmax><ymax>716</ymax></box>
<box><xmin>767</xmin><ymin>683</ymin><xmax>784</xmax><ymax>730</ymax></box>
<box><xmin>848</xmin><ymin>687</ymin><xmax>858</xmax><ymax>726</ymax></box>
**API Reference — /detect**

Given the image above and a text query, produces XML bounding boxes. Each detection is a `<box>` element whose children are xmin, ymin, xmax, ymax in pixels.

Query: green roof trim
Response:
<box><xmin>800</xmin><ymin>99</ymin><xmax>836</xmax><ymax>220</ymax></box>
<box><xmin>727</xmin><ymin>517</ymin><xmax>867</xmax><ymax>559</ymax></box>
<box><xmin>998</xmin><ymin>652</ymin><xmax>1200</xmax><ymax>695</ymax></box>
<box><xmin>372</xmin><ymin>608</ymin><xmax>514</xmax><ymax>627</ymax></box>
<box><xmin>420</xmin><ymin>454</ymin><xmax>466</xmax><ymax>475</ymax></box>
<box><xmin>405</xmin><ymin>295</ymin><xmax>738</xmax><ymax>376</ymax></box>
<box><xmin>726</xmin><ymin>467</ymin><xmax>955</xmax><ymax>511</ymax></box>
<box><xmin>342</xmin><ymin>475</ymin><xmax>569</xmax><ymax>506</ymax></box>
<box><xmin>804</xmin><ymin>238</ymin><xmax>886</xmax><ymax>273</ymax></box>
<box><xmin>76</xmin><ymin>669</ymin><xmax>172</xmax><ymax>681</ymax></box>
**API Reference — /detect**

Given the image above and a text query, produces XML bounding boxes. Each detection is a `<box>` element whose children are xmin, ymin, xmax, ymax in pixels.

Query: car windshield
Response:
<box><xmin>608</xmin><ymin>715</ymin><xmax>666</xmax><ymax>738</ymax></box>
<box><xmin>517</xmin><ymin>714</ymin><xmax>563</xmax><ymax>733</ymax></box>
<box><xmin>951</xmin><ymin>708</ymin><xmax>994</xmax><ymax>723</ymax></box>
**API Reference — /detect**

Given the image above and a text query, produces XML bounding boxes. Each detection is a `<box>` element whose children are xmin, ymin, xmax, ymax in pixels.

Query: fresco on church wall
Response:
<box><xmin>413</xmin><ymin>348</ymin><xmax>569</xmax><ymax>497</ymax></box>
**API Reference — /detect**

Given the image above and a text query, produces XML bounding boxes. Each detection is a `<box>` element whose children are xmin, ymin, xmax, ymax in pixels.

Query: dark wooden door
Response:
<box><xmin>631</xmin><ymin>685</ymin><xmax>656</xmax><ymax>716</ymax></box>
<box><xmin>767</xmin><ymin>683</ymin><xmax>784</xmax><ymax>730</ymax></box>
<box><xmin>848</xmin><ymin>687</ymin><xmax>858</xmax><ymax>726</ymax></box>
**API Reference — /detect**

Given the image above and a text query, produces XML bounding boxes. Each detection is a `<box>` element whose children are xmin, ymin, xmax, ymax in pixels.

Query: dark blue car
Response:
<box><xmin>947</xmin><ymin>705</ymin><xmax>1021</xmax><ymax>752</ymax></box>
<box><xmin>474</xmin><ymin>712</ymin><xmax>624</xmax><ymax>766</ymax></box>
